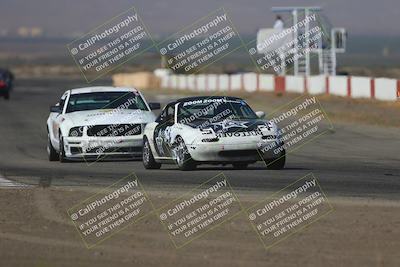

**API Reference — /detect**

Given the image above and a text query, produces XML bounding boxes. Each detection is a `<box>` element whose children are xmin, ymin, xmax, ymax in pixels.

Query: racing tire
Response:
<box><xmin>143</xmin><ymin>137</ymin><xmax>161</xmax><ymax>169</ymax></box>
<box><xmin>174</xmin><ymin>137</ymin><xmax>196</xmax><ymax>171</ymax></box>
<box><xmin>4</xmin><ymin>92</ymin><xmax>9</xmax><ymax>100</ymax></box>
<box><xmin>47</xmin><ymin>134</ymin><xmax>59</xmax><ymax>161</ymax></box>
<box><xmin>232</xmin><ymin>163</ymin><xmax>249</xmax><ymax>169</ymax></box>
<box><xmin>59</xmin><ymin>136</ymin><xmax>68</xmax><ymax>163</ymax></box>
<box><xmin>266</xmin><ymin>150</ymin><xmax>285</xmax><ymax>170</ymax></box>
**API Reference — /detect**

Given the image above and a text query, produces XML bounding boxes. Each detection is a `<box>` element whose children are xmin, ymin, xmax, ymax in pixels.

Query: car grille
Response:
<box><xmin>86</xmin><ymin>124</ymin><xmax>142</xmax><ymax>137</ymax></box>
<box><xmin>70</xmin><ymin>146</ymin><xmax>142</xmax><ymax>155</ymax></box>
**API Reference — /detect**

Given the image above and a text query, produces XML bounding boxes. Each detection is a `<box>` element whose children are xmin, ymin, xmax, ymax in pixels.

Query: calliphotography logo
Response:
<box><xmin>66</xmin><ymin>92</ymin><xmax>146</xmax><ymax>165</ymax></box>
<box><xmin>75</xmin><ymin>15</ymin><xmax>138</xmax><ymax>52</ymax></box>
<box><xmin>156</xmin><ymin>8</ymin><xmax>243</xmax><ymax>74</ymax></box>
<box><xmin>67</xmin><ymin>6</ymin><xmax>155</xmax><ymax>82</ymax></box>
<box><xmin>156</xmin><ymin>93</ymin><xmax>243</xmax><ymax>168</ymax></box>
<box><xmin>67</xmin><ymin>173</ymin><xmax>154</xmax><ymax>248</ymax></box>
<box><xmin>179</xmin><ymin>98</ymin><xmax>236</xmax><ymax>130</ymax></box>
<box><xmin>3</xmin><ymin>0</ymin><xmax>400</xmax><ymax>266</ymax></box>
<box><xmin>247</xmin><ymin>13</ymin><xmax>329</xmax><ymax>74</ymax></box>
<box><xmin>156</xmin><ymin>172</ymin><xmax>333</xmax><ymax>250</ymax></box>
<box><xmin>178</xmin><ymin>97</ymin><xmax>231</xmax><ymax>125</ymax></box>
<box><xmin>156</xmin><ymin>173</ymin><xmax>244</xmax><ymax>248</ymax></box>
<box><xmin>67</xmin><ymin>172</ymin><xmax>332</xmax><ymax>251</ymax></box>
<box><xmin>246</xmin><ymin>173</ymin><xmax>333</xmax><ymax>249</ymax></box>
<box><xmin>256</xmin><ymin>95</ymin><xmax>334</xmax><ymax>167</ymax></box>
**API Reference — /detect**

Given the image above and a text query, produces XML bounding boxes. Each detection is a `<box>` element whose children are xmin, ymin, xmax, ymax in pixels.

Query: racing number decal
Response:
<box><xmin>154</xmin><ymin>125</ymin><xmax>173</xmax><ymax>157</ymax></box>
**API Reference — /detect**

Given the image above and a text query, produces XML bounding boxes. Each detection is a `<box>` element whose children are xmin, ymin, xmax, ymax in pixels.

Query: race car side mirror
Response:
<box><xmin>50</xmin><ymin>105</ymin><xmax>61</xmax><ymax>113</ymax></box>
<box><xmin>256</xmin><ymin>111</ymin><xmax>265</xmax><ymax>119</ymax></box>
<box><xmin>148</xmin><ymin>102</ymin><xmax>161</xmax><ymax>110</ymax></box>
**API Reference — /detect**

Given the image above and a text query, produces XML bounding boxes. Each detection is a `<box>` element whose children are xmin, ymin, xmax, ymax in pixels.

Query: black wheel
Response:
<box><xmin>266</xmin><ymin>150</ymin><xmax>285</xmax><ymax>170</ymax></box>
<box><xmin>174</xmin><ymin>137</ymin><xmax>196</xmax><ymax>171</ymax></box>
<box><xmin>232</xmin><ymin>163</ymin><xmax>249</xmax><ymax>169</ymax></box>
<box><xmin>4</xmin><ymin>92</ymin><xmax>9</xmax><ymax>100</ymax></box>
<box><xmin>59</xmin><ymin>136</ymin><xmax>68</xmax><ymax>163</ymax></box>
<box><xmin>47</xmin><ymin>133</ymin><xmax>59</xmax><ymax>161</ymax></box>
<box><xmin>143</xmin><ymin>137</ymin><xmax>161</xmax><ymax>169</ymax></box>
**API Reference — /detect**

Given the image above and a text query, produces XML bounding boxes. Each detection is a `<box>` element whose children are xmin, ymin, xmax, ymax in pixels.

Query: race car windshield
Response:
<box><xmin>66</xmin><ymin>92</ymin><xmax>148</xmax><ymax>113</ymax></box>
<box><xmin>177</xmin><ymin>98</ymin><xmax>258</xmax><ymax>125</ymax></box>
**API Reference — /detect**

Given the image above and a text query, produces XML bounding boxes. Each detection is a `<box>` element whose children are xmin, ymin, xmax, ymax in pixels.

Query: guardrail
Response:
<box><xmin>157</xmin><ymin>73</ymin><xmax>400</xmax><ymax>101</ymax></box>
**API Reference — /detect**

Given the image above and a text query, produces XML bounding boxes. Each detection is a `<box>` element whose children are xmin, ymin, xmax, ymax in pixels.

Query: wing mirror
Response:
<box><xmin>255</xmin><ymin>111</ymin><xmax>265</xmax><ymax>119</ymax></box>
<box><xmin>148</xmin><ymin>102</ymin><xmax>161</xmax><ymax>110</ymax></box>
<box><xmin>50</xmin><ymin>105</ymin><xmax>61</xmax><ymax>113</ymax></box>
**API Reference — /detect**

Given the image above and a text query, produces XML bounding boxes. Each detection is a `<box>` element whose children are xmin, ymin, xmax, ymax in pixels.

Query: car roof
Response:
<box><xmin>69</xmin><ymin>86</ymin><xmax>139</xmax><ymax>95</ymax></box>
<box><xmin>171</xmin><ymin>96</ymin><xmax>243</xmax><ymax>105</ymax></box>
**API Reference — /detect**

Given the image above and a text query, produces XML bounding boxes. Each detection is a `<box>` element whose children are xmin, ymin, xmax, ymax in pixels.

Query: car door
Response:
<box><xmin>153</xmin><ymin>103</ymin><xmax>175</xmax><ymax>158</ymax></box>
<box><xmin>51</xmin><ymin>91</ymin><xmax>69</xmax><ymax>147</ymax></box>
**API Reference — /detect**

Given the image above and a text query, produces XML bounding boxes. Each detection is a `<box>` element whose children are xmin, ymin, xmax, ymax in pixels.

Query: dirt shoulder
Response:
<box><xmin>0</xmin><ymin>187</ymin><xmax>399</xmax><ymax>267</ymax></box>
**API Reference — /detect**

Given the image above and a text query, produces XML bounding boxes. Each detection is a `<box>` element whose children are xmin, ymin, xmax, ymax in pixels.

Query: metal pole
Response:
<box><xmin>305</xmin><ymin>8</ymin><xmax>310</xmax><ymax>76</ymax></box>
<box><xmin>292</xmin><ymin>9</ymin><xmax>298</xmax><ymax>75</ymax></box>
<box><xmin>331</xmin><ymin>29</ymin><xmax>336</xmax><ymax>75</ymax></box>
<box><xmin>318</xmin><ymin>33</ymin><xmax>323</xmax><ymax>74</ymax></box>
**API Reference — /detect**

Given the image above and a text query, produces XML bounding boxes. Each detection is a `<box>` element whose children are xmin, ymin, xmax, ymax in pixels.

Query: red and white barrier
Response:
<box><xmin>177</xmin><ymin>75</ymin><xmax>187</xmax><ymax>90</ymax></box>
<box><xmin>230</xmin><ymin>74</ymin><xmax>242</xmax><ymax>91</ymax></box>
<box><xmin>218</xmin><ymin>74</ymin><xmax>230</xmax><ymax>91</ymax></box>
<box><xmin>329</xmin><ymin>76</ymin><xmax>348</xmax><ymax>97</ymax></box>
<box><xmin>207</xmin><ymin>74</ymin><xmax>218</xmax><ymax>92</ymax></box>
<box><xmin>160</xmin><ymin>73</ymin><xmax>400</xmax><ymax>101</ymax></box>
<box><xmin>187</xmin><ymin>75</ymin><xmax>196</xmax><ymax>91</ymax></box>
<box><xmin>259</xmin><ymin>74</ymin><xmax>274</xmax><ymax>92</ymax></box>
<box><xmin>350</xmin><ymin>76</ymin><xmax>371</xmax><ymax>98</ymax></box>
<box><xmin>286</xmin><ymin>75</ymin><xmax>305</xmax><ymax>94</ymax></box>
<box><xmin>375</xmin><ymin>78</ymin><xmax>398</xmax><ymax>101</ymax></box>
<box><xmin>196</xmin><ymin>74</ymin><xmax>206</xmax><ymax>91</ymax></box>
<box><xmin>242</xmin><ymin>73</ymin><xmax>258</xmax><ymax>92</ymax></box>
<box><xmin>307</xmin><ymin>75</ymin><xmax>326</xmax><ymax>95</ymax></box>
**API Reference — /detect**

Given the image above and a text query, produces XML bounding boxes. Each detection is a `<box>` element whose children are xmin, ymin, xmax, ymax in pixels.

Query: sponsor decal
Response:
<box><xmin>182</xmin><ymin>98</ymin><xmax>240</xmax><ymax>107</ymax></box>
<box><xmin>216</xmin><ymin>130</ymin><xmax>263</xmax><ymax>138</ymax></box>
<box><xmin>213</xmin><ymin>120</ymin><xmax>248</xmax><ymax>130</ymax></box>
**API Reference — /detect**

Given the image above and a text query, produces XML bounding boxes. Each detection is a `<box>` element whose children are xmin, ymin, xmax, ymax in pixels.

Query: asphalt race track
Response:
<box><xmin>0</xmin><ymin>78</ymin><xmax>399</xmax><ymax>199</ymax></box>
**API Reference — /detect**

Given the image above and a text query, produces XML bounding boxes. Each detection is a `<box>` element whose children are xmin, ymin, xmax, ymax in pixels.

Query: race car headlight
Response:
<box><xmin>69</xmin><ymin>126</ymin><xmax>84</xmax><ymax>137</ymax></box>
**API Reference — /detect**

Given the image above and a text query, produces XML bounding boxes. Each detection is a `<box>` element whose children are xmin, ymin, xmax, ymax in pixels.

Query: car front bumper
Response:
<box><xmin>187</xmin><ymin>136</ymin><xmax>284</xmax><ymax>162</ymax></box>
<box><xmin>63</xmin><ymin>135</ymin><xmax>144</xmax><ymax>158</ymax></box>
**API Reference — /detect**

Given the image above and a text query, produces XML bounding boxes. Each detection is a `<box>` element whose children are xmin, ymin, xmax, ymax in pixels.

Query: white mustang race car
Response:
<box><xmin>46</xmin><ymin>86</ymin><xmax>160</xmax><ymax>162</ymax></box>
<box><xmin>142</xmin><ymin>96</ymin><xmax>285</xmax><ymax>170</ymax></box>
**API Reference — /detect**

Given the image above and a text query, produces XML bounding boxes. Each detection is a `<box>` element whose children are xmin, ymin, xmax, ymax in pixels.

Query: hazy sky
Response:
<box><xmin>1</xmin><ymin>0</ymin><xmax>399</xmax><ymax>36</ymax></box>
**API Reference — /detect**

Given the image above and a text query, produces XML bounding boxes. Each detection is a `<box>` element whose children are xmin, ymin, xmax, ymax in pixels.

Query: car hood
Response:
<box><xmin>64</xmin><ymin>109</ymin><xmax>155</xmax><ymax>126</ymax></box>
<box><xmin>187</xmin><ymin>119</ymin><xmax>276</xmax><ymax>134</ymax></box>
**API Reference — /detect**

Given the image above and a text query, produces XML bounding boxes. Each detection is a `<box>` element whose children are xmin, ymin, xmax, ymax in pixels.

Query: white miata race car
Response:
<box><xmin>46</xmin><ymin>86</ymin><xmax>160</xmax><ymax>162</ymax></box>
<box><xmin>142</xmin><ymin>96</ymin><xmax>285</xmax><ymax>170</ymax></box>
